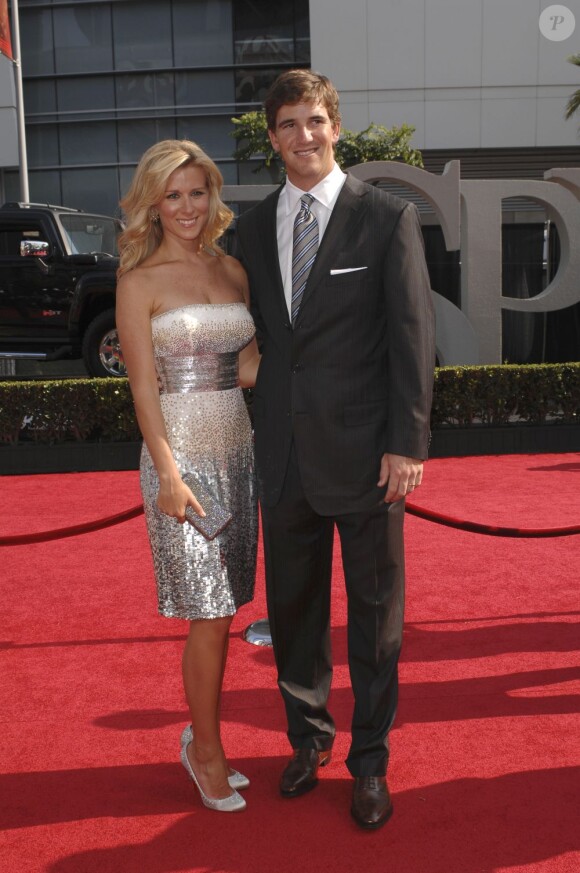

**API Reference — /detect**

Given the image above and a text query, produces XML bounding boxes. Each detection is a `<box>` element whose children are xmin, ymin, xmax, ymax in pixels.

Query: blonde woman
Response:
<box><xmin>116</xmin><ymin>140</ymin><xmax>260</xmax><ymax>813</ymax></box>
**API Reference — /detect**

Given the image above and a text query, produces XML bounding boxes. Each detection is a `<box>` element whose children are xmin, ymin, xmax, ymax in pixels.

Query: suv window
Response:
<box><xmin>58</xmin><ymin>214</ymin><xmax>120</xmax><ymax>256</ymax></box>
<box><xmin>0</xmin><ymin>225</ymin><xmax>44</xmax><ymax>257</ymax></box>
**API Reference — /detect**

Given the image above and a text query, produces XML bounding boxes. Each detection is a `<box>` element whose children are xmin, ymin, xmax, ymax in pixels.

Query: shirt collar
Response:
<box><xmin>281</xmin><ymin>163</ymin><xmax>347</xmax><ymax>215</ymax></box>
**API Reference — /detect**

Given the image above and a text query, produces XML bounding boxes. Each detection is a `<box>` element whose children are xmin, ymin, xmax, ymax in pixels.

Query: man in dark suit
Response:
<box><xmin>235</xmin><ymin>69</ymin><xmax>435</xmax><ymax>829</ymax></box>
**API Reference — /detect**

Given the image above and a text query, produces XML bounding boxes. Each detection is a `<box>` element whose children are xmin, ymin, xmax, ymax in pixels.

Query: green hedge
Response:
<box><xmin>432</xmin><ymin>363</ymin><xmax>580</xmax><ymax>427</ymax></box>
<box><xmin>0</xmin><ymin>378</ymin><xmax>140</xmax><ymax>445</ymax></box>
<box><xmin>0</xmin><ymin>363</ymin><xmax>578</xmax><ymax>446</ymax></box>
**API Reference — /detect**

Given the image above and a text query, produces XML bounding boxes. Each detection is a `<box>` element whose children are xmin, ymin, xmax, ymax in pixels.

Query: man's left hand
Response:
<box><xmin>378</xmin><ymin>453</ymin><xmax>423</xmax><ymax>503</ymax></box>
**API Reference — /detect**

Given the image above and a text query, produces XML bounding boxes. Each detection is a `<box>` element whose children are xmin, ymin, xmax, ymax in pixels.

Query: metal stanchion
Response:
<box><xmin>243</xmin><ymin>617</ymin><xmax>272</xmax><ymax>647</ymax></box>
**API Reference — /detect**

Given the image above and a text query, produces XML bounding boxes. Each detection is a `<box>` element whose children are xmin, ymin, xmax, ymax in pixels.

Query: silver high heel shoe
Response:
<box><xmin>180</xmin><ymin>742</ymin><xmax>246</xmax><ymax>812</ymax></box>
<box><xmin>180</xmin><ymin>725</ymin><xmax>250</xmax><ymax>790</ymax></box>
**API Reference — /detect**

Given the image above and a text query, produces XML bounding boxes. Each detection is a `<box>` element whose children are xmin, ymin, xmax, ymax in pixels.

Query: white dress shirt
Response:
<box><xmin>276</xmin><ymin>163</ymin><xmax>347</xmax><ymax>317</ymax></box>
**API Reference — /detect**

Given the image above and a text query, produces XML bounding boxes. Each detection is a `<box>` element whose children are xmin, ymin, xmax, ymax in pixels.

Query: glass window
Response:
<box><xmin>113</xmin><ymin>1</ymin><xmax>172</xmax><ymax>71</ymax></box>
<box><xmin>235</xmin><ymin>67</ymin><xmax>282</xmax><ymax>107</ymax></box>
<box><xmin>20</xmin><ymin>8</ymin><xmax>55</xmax><ymax>76</ymax></box>
<box><xmin>294</xmin><ymin>0</ymin><xmax>310</xmax><ymax>63</ymax></box>
<box><xmin>59</xmin><ymin>213</ymin><xmax>121</xmax><ymax>256</ymax></box>
<box><xmin>28</xmin><ymin>170</ymin><xmax>63</xmax><ymax>207</ymax></box>
<box><xmin>0</xmin><ymin>223</ymin><xmax>44</xmax><ymax>259</ymax></box>
<box><xmin>26</xmin><ymin>124</ymin><xmax>60</xmax><ymax>168</ymax></box>
<box><xmin>24</xmin><ymin>81</ymin><xmax>57</xmax><ymax>118</ymax></box>
<box><xmin>116</xmin><ymin>72</ymin><xmax>174</xmax><ymax>111</ymax></box>
<box><xmin>62</xmin><ymin>167</ymin><xmax>120</xmax><ymax>216</ymax></box>
<box><xmin>117</xmin><ymin>119</ymin><xmax>177</xmax><ymax>163</ymax></box>
<box><xmin>176</xmin><ymin>115</ymin><xmax>234</xmax><ymax>159</ymax></box>
<box><xmin>175</xmin><ymin>71</ymin><xmax>235</xmax><ymax>108</ymax></box>
<box><xmin>237</xmin><ymin>160</ymin><xmax>281</xmax><ymax>186</ymax></box>
<box><xmin>3</xmin><ymin>171</ymin><xmax>24</xmax><ymax>205</ymax></box>
<box><xmin>59</xmin><ymin>122</ymin><xmax>117</xmax><ymax>166</ymax></box>
<box><xmin>215</xmin><ymin>161</ymin><xmax>237</xmax><ymax>185</ymax></box>
<box><xmin>57</xmin><ymin>77</ymin><xmax>115</xmax><ymax>122</ymax></box>
<box><xmin>53</xmin><ymin>6</ymin><xmax>113</xmax><ymax>74</ymax></box>
<box><xmin>234</xmin><ymin>0</ymin><xmax>296</xmax><ymax>65</ymax></box>
<box><xmin>119</xmin><ymin>165</ymin><xmax>136</xmax><ymax>202</ymax></box>
<box><xmin>173</xmin><ymin>0</ymin><xmax>233</xmax><ymax>67</ymax></box>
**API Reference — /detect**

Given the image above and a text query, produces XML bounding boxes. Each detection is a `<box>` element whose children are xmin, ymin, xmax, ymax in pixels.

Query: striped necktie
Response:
<box><xmin>291</xmin><ymin>193</ymin><xmax>319</xmax><ymax>324</ymax></box>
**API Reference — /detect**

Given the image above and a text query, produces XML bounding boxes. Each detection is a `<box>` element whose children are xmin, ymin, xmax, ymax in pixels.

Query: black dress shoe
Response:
<box><xmin>351</xmin><ymin>776</ymin><xmax>393</xmax><ymax>830</ymax></box>
<box><xmin>279</xmin><ymin>748</ymin><xmax>332</xmax><ymax>798</ymax></box>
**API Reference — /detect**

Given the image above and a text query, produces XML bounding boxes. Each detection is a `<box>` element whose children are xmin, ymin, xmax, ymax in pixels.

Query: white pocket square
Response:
<box><xmin>329</xmin><ymin>266</ymin><xmax>368</xmax><ymax>275</ymax></box>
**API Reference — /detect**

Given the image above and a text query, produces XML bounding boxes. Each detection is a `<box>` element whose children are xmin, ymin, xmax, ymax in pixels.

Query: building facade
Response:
<box><xmin>0</xmin><ymin>0</ymin><xmax>310</xmax><ymax>213</ymax></box>
<box><xmin>3</xmin><ymin>0</ymin><xmax>580</xmax><ymax>211</ymax></box>
<box><xmin>1</xmin><ymin>0</ymin><xmax>579</xmax><ymax>362</ymax></box>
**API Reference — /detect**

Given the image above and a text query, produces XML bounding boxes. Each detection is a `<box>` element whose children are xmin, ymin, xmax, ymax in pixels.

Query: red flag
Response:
<box><xmin>0</xmin><ymin>0</ymin><xmax>13</xmax><ymax>60</ymax></box>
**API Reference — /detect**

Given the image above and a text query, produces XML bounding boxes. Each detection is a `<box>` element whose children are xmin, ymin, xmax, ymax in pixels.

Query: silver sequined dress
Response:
<box><xmin>140</xmin><ymin>303</ymin><xmax>257</xmax><ymax>620</ymax></box>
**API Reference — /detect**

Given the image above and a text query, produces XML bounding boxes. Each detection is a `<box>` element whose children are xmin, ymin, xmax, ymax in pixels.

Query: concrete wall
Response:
<box><xmin>310</xmin><ymin>0</ymin><xmax>580</xmax><ymax>148</ymax></box>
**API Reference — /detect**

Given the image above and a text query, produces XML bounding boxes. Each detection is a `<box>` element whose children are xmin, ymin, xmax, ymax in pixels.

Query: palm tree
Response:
<box><xmin>565</xmin><ymin>54</ymin><xmax>580</xmax><ymax>120</ymax></box>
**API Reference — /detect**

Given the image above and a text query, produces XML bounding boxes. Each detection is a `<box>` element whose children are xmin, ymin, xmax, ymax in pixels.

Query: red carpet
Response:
<box><xmin>1</xmin><ymin>454</ymin><xmax>579</xmax><ymax>873</ymax></box>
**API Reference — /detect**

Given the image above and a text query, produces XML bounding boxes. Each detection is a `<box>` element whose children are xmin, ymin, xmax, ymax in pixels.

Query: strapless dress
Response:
<box><xmin>140</xmin><ymin>302</ymin><xmax>257</xmax><ymax>620</ymax></box>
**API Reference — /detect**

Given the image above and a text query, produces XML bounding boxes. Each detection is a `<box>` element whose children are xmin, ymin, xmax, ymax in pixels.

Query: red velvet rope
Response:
<box><xmin>0</xmin><ymin>505</ymin><xmax>145</xmax><ymax>546</ymax></box>
<box><xmin>405</xmin><ymin>503</ymin><xmax>580</xmax><ymax>538</ymax></box>
<box><xmin>1</xmin><ymin>502</ymin><xmax>579</xmax><ymax>546</ymax></box>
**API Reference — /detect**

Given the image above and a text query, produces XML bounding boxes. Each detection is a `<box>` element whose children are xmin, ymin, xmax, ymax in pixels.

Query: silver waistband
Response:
<box><xmin>158</xmin><ymin>352</ymin><xmax>239</xmax><ymax>393</ymax></box>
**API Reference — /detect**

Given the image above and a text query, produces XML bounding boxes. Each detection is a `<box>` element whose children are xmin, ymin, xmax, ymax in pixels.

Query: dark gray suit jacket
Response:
<box><xmin>236</xmin><ymin>173</ymin><xmax>436</xmax><ymax>514</ymax></box>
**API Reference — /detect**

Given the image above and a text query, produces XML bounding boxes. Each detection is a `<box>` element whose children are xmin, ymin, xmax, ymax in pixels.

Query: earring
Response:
<box><xmin>150</xmin><ymin>210</ymin><xmax>160</xmax><ymax>223</ymax></box>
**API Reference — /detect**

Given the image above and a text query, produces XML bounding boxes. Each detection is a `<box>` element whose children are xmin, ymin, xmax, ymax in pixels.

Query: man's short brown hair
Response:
<box><xmin>264</xmin><ymin>69</ymin><xmax>341</xmax><ymax>131</ymax></box>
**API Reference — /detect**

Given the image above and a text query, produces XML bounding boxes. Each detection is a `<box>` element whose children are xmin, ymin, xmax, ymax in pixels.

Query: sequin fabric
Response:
<box><xmin>140</xmin><ymin>303</ymin><xmax>257</xmax><ymax>620</ymax></box>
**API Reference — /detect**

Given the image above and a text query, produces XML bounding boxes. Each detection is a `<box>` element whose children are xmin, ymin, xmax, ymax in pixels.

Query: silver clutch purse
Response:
<box><xmin>182</xmin><ymin>471</ymin><xmax>233</xmax><ymax>540</ymax></box>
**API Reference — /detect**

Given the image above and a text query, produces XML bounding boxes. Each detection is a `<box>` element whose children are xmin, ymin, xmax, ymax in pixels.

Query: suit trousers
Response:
<box><xmin>260</xmin><ymin>446</ymin><xmax>405</xmax><ymax>777</ymax></box>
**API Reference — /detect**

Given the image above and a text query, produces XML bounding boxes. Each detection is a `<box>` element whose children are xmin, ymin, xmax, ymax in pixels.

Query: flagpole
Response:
<box><xmin>10</xmin><ymin>0</ymin><xmax>29</xmax><ymax>202</ymax></box>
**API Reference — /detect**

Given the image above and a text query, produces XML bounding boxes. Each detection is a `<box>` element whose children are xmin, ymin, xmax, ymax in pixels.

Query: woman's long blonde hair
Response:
<box><xmin>117</xmin><ymin>140</ymin><xmax>234</xmax><ymax>277</ymax></box>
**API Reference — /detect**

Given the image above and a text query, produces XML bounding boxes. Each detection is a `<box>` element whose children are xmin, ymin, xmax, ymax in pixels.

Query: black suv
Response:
<box><xmin>0</xmin><ymin>202</ymin><xmax>125</xmax><ymax>377</ymax></box>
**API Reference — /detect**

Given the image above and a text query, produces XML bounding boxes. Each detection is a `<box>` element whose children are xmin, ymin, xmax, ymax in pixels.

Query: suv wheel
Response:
<box><xmin>82</xmin><ymin>309</ymin><xmax>126</xmax><ymax>377</ymax></box>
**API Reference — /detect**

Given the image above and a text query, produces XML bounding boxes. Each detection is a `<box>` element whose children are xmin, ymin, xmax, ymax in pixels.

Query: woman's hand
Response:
<box><xmin>157</xmin><ymin>476</ymin><xmax>205</xmax><ymax>524</ymax></box>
